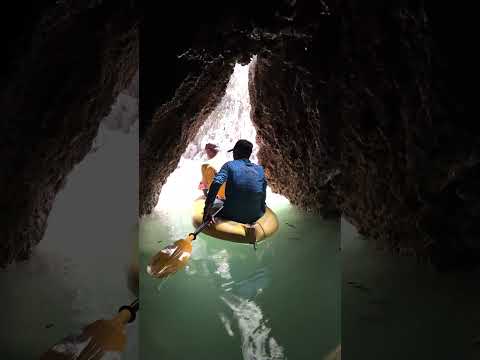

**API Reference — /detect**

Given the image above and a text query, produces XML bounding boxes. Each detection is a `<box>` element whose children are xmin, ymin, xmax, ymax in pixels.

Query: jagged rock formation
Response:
<box><xmin>249</xmin><ymin>55</ymin><xmax>341</xmax><ymax>217</ymax></box>
<box><xmin>333</xmin><ymin>2</ymin><xmax>480</xmax><ymax>269</ymax></box>
<box><xmin>140</xmin><ymin>60</ymin><xmax>234</xmax><ymax>215</ymax></box>
<box><xmin>139</xmin><ymin>0</ymin><xmax>331</xmax><ymax>215</ymax></box>
<box><xmin>0</xmin><ymin>1</ymin><xmax>139</xmax><ymax>266</ymax></box>
<box><xmin>2</xmin><ymin>0</ymin><xmax>479</xmax><ymax>269</ymax></box>
<box><xmin>141</xmin><ymin>1</ymin><xmax>480</xmax><ymax>269</ymax></box>
<box><xmin>103</xmin><ymin>70</ymin><xmax>139</xmax><ymax>133</ymax></box>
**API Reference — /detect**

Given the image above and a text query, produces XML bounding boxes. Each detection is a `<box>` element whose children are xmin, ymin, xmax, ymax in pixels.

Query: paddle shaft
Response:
<box><xmin>191</xmin><ymin>205</ymin><xmax>224</xmax><ymax>237</ymax></box>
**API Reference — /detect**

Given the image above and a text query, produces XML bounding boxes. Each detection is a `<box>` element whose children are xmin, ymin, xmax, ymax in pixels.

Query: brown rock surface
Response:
<box><xmin>249</xmin><ymin>55</ymin><xmax>341</xmax><ymax>217</ymax></box>
<box><xmin>140</xmin><ymin>59</ymin><xmax>235</xmax><ymax>215</ymax></box>
<box><xmin>0</xmin><ymin>2</ymin><xmax>139</xmax><ymax>266</ymax></box>
<box><xmin>3</xmin><ymin>1</ymin><xmax>480</xmax><ymax>269</ymax></box>
<box><xmin>334</xmin><ymin>2</ymin><xmax>480</xmax><ymax>268</ymax></box>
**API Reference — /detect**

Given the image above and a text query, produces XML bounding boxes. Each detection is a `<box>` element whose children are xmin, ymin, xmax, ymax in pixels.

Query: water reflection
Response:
<box><xmin>219</xmin><ymin>312</ymin><xmax>235</xmax><ymax>336</ymax></box>
<box><xmin>211</xmin><ymin>249</ymin><xmax>232</xmax><ymax>280</ymax></box>
<box><xmin>198</xmin><ymin>241</ymin><xmax>284</xmax><ymax>360</ymax></box>
<box><xmin>221</xmin><ymin>294</ymin><xmax>286</xmax><ymax>360</ymax></box>
<box><xmin>140</xmin><ymin>205</ymin><xmax>340</xmax><ymax>360</ymax></box>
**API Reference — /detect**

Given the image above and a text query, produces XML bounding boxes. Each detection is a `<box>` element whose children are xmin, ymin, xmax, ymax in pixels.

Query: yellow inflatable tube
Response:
<box><xmin>192</xmin><ymin>198</ymin><xmax>279</xmax><ymax>244</ymax></box>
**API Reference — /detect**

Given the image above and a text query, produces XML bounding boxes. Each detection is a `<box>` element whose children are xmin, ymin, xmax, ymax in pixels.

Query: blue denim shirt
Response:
<box><xmin>205</xmin><ymin>159</ymin><xmax>267</xmax><ymax>224</ymax></box>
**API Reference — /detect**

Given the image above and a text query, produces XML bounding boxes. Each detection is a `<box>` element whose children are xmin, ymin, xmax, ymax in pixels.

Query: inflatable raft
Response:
<box><xmin>192</xmin><ymin>198</ymin><xmax>279</xmax><ymax>244</ymax></box>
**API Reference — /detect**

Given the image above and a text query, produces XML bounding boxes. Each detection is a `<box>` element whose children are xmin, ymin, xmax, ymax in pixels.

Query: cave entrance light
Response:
<box><xmin>155</xmin><ymin>59</ymin><xmax>289</xmax><ymax>213</ymax></box>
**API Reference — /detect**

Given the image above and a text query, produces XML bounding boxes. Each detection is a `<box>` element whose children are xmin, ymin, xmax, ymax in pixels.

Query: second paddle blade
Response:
<box><xmin>146</xmin><ymin>237</ymin><xmax>193</xmax><ymax>278</ymax></box>
<box><xmin>40</xmin><ymin>319</ymin><xmax>126</xmax><ymax>359</ymax></box>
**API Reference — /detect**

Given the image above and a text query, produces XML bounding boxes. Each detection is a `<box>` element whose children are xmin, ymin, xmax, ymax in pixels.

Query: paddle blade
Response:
<box><xmin>146</xmin><ymin>237</ymin><xmax>193</xmax><ymax>278</ymax></box>
<box><xmin>40</xmin><ymin>318</ymin><xmax>127</xmax><ymax>359</ymax></box>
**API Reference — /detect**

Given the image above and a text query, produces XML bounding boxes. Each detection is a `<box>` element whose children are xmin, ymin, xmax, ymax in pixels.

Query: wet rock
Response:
<box><xmin>139</xmin><ymin>59</ymin><xmax>235</xmax><ymax>215</ymax></box>
<box><xmin>249</xmin><ymin>55</ymin><xmax>341</xmax><ymax>216</ymax></box>
<box><xmin>0</xmin><ymin>1</ymin><xmax>139</xmax><ymax>266</ymax></box>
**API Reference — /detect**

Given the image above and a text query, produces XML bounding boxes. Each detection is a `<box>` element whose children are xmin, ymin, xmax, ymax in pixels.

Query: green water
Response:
<box><xmin>139</xmin><ymin>202</ymin><xmax>340</xmax><ymax>360</ymax></box>
<box><xmin>342</xmin><ymin>218</ymin><xmax>480</xmax><ymax>360</ymax></box>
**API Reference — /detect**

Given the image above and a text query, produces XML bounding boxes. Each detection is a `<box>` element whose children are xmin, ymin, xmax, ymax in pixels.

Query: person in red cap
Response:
<box><xmin>203</xmin><ymin>139</ymin><xmax>266</xmax><ymax>224</ymax></box>
<box><xmin>204</xmin><ymin>143</ymin><xmax>218</xmax><ymax>158</ymax></box>
<box><xmin>198</xmin><ymin>143</ymin><xmax>226</xmax><ymax>199</ymax></box>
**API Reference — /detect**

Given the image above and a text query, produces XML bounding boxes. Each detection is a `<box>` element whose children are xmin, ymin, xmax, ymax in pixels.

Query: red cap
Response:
<box><xmin>205</xmin><ymin>143</ymin><xmax>218</xmax><ymax>151</ymax></box>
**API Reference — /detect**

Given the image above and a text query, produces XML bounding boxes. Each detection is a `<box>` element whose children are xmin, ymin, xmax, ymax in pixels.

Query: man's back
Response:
<box><xmin>217</xmin><ymin>159</ymin><xmax>266</xmax><ymax>224</ymax></box>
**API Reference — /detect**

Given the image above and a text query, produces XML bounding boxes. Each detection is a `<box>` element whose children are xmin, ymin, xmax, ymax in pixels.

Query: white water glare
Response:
<box><xmin>155</xmin><ymin>59</ymin><xmax>289</xmax><ymax>214</ymax></box>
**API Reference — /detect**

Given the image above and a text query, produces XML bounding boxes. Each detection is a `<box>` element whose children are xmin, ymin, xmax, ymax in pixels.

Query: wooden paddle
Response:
<box><xmin>146</xmin><ymin>206</ymin><xmax>224</xmax><ymax>278</ymax></box>
<box><xmin>40</xmin><ymin>298</ymin><xmax>138</xmax><ymax>359</ymax></box>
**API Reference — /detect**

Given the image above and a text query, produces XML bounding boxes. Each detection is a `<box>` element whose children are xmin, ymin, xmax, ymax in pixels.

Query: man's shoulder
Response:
<box><xmin>252</xmin><ymin>162</ymin><xmax>264</xmax><ymax>171</ymax></box>
<box><xmin>222</xmin><ymin>159</ymin><xmax>235</xmax><ymax>166</ymax></box>
<box><xmin>228</xmin><ymin>159</ymin><xmax>248</xmax><ymax>167</ymax></box>
<box><xmin>227</xmin><ymin>159</ymin><xmax>264</xmax><ymax>170</ymax></box>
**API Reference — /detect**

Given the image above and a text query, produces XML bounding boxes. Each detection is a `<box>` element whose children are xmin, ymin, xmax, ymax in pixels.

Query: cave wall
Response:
<box><xmin>0</xmin><ymin>1</ymin><xmax>139</xmax><ymax>266</ymax></box>
<box><xmin>141</xmin><ymin>1</ymin><xmax>480</xmax><ymax>268</ymax></box>
<box><xmin>140</xmin><ymin>60</ymin><xmax>234</xmax><ymax>215</ymax></box>
<box><xmin>247</xmin><ymin>1</ymin><xmax>480</xmax><ymax>268</ymax></box>
<box><xmin>335</xmin><ymin>2</ymin><xmax>480</xmax><ymax>268</ymax></box>
<box><xmin>336</xmin><ymin>1</ymin><xmax>479</xmax><ymax>268</ymax></box>
<box><xmin>8</xmin><ymin>1</ymin><xmax>478</xmax><ymax>268</ymax></box>
<box><xmin>248</xmin><ymin>52</ymin><xmax>340</xmax><ymax>217</ymax></box>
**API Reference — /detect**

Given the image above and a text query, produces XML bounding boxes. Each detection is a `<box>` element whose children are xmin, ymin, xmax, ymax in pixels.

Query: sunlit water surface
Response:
<box><xmin>140</xmin><ymin>149</ymin><xmax>340</xmax><ymax>360</ymax></box>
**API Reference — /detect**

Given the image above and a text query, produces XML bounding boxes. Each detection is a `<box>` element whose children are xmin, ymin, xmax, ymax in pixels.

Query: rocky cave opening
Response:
<box><xmin>153</xmin><ymin>59</ymin><xmax>290</xmax><ymax>216</ymax></box>
<box><xmin>139</xmin><ymin>1</ymin><xmax>480</xmax><ymax>272</ymax></box>
<box><xmin>1</xmin><ymin>1</ymin><xmax>480</xmax><ymax>359</ymax></box>
<box><xmin>4</xmin><ymin>1</ymin><xmax>477</xmax><ymax>272</ymax></box>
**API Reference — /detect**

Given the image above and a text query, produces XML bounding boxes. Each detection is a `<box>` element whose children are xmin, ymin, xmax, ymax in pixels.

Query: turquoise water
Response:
<box><xmin>139</xmin><ymin>200</ymin><xmax>340</xmax><ymax>360</ymax></box>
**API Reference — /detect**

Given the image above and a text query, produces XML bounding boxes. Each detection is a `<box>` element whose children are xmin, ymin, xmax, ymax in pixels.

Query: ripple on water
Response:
<box><xmin>221</xmin><ymin>294</ymin><xmax>286</xmax><ymax>360</ymax></box>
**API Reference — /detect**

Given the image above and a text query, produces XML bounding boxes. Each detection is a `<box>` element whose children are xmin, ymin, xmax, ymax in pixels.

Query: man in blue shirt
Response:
<box><xmin>203</xmin><ymin>139</ymin><xmax>267</xmax><ymax>224</ymax></box>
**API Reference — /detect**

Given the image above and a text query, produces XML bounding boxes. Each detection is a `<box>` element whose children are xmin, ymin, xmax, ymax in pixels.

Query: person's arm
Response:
<box><xmin>203</xmin><ymin>163</ymin><xmax>229</xmax><ymax>218</ymax></box>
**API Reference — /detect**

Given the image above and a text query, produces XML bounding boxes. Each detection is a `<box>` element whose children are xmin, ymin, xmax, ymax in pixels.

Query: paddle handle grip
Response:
<box><xmin>118</xmin><ymin>298</ymin><xmax>139</xmax><ymax>324</ymax></box>
<box><xmin>191</xmin><ymin>206</ymin><xmax>224</xmax><ymax>238</ymax></box>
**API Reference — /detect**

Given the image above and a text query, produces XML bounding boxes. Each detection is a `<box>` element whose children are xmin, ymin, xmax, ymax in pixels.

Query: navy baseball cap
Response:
<box><xmin>227</xmin><ymin>139</ymin><xmax>253</xmax><ymax>155</ymax></box>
